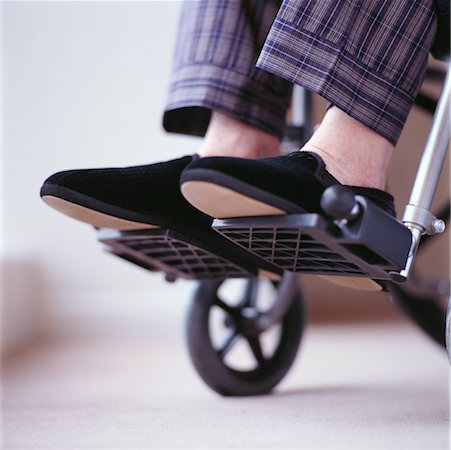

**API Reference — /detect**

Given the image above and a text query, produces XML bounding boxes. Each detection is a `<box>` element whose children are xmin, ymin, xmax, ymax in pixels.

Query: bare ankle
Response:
<box><xmin>301</xmin><ymin>107</ymin><xmax>394</xmax><ymax>190</ymax></box>
<box><xmin>198</xmin><ymin>112</ymin><xmax>281</xmax><ymax>159</ymax></box>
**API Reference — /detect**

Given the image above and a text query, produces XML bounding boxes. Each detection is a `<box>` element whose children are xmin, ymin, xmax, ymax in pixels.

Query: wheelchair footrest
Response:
<box><xmin>97</xmin><ymin>228</ymin><xmax>251</xmax><ymax>280</ymax></box>
<box><xmin>212</xmin><ymin>199</ymin><xmax>412</xmax><ymax>280</ymax></box>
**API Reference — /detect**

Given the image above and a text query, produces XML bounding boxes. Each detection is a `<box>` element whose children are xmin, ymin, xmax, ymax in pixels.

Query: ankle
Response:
<box><xmin>301</xmin><ymin>107</ymin><xmax>394</xmax><ymax>190</ymax></box>
<box><xmin>198</xmin><ymin>112</ymin><xmax>281</xmax><ymax>159</ymax></box>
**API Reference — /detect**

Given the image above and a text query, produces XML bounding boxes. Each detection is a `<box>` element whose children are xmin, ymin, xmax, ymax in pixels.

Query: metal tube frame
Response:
<box><xmin>257</xmin><ymin>272</ymin><xmax>300</xmax><ymax>331</ymax></box>
<box><xmin>292</xmin><ymin>85</ymin><xmax>314</xmax><ymax>140</ymax></box>
<box><xmin>397</xmin><ymin>62</ymin><xmax>450</xmax><ymax>281</ymax></box>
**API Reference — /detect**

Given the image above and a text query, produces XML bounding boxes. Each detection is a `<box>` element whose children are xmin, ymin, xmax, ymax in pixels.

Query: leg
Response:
<box><xmin>199</xmin><ymin>112</ymin><xmax>281</xmax><ymax>159</ymax></box>
<box><xmin>182</xmin><ymin>0</ymin><xmax>438</xmax><ymax>216</ymax></box>
<box><xmin>40</xmin><ymin>0</ymin><xmax>296</xmax><ymax>279</ymax></box>
<box><xmin>302</xmin><ymin>107</ymin><xmax>393</xmax><ymax>189</ymax></box>
<box><xmin>258</xmin><ymin>0</ymin><xmax>437</xmax><ymax>189</ymax></box>
<box><xmin>163</xmin><ymin>0</ymin><xmax>293</xmax><ymax>159</ymax></box>
<box><xmin>42</xmin><ymin>0</ymin><xmax>293</xmax><ymax>230</ymax></box>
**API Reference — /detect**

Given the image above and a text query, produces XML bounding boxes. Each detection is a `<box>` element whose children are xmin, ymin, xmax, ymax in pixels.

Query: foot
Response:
<box><xmin>180</xmin><ymin>151</ymin><xmax>396</xmax><ymax>219</ymax></box>
<box><xmin>40</xmin><ymin>155</ymin><xmax>282</xmax><ymax>279</ymax></box>
<box><xmin>41</xmin><ymin>155</ymin><xmax>207</xmax><ymax>230</ymax></box>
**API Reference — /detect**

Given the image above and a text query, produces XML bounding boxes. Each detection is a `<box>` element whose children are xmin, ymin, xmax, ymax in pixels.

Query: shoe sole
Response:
<box><xmin>181</xmin><ymin>169</ymin><xmax>382</xmax><ymax>291</ymax></box>
<box><xmin>181</xmin><ymin>169</ymin><xmax>303</xmax><ymax>218</ymax></box>
<box><xmin>41</xmin><ymin>185</ymin><xmax>281</xmax><ymax>280</ymax></box>
<box><xmin>42</xmin><ymin>195</ymin><xmax>157</xmax><ymax>230</ymax></box>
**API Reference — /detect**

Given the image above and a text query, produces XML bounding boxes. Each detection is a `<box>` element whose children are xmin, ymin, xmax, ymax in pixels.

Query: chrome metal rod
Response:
<box><xmin>257</xmin><ymin>272</ymin><xmax>300</xmax><ymax>331</ymax></box>
<box><xmin>398</xmin><ymin>63</ymin><xmax>450</xmax><ymax>280</ymax></box>
<box><xmin>405</xmin><ymin>63</ymin><xmax>450</xmax><ymax>214</ymax></box>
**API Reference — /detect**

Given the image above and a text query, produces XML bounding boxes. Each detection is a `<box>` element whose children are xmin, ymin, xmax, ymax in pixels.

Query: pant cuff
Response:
<box><xmin>257</xmin><ymin>24</ymin><xmax>418</xmax><ymax>145</ymax></box>
<box><xmin>163</xmin><ymin>64</ymin><xmax>292</xmax><ymax>139</ymax></box>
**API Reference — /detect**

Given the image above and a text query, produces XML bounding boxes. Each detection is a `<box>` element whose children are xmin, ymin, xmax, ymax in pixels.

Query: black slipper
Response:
<box><xmin>40</xmin><ymin>156</ymin><xmax>282</xmax><ymax>280</ymax></box>
<box><xmin>180</xmin><ymin>151</ymin><xmax>396</xmax><ymax>218</ymax></box>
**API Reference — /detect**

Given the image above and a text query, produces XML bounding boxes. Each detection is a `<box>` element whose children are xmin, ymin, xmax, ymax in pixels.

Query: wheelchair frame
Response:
<box><xmin>98</xmin><ymin>62</ymin><xmax>450</xmax><ymax>395</ymax></box>
<box><xmin>238</xmin><ymin>62</ymin><xmax>450</xmax><ymax>338</ymax></box>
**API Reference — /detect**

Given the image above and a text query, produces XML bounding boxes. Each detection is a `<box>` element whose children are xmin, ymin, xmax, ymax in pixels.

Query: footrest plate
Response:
<box><xmin>98</xmin><ymin>228</ymin><xmax>250</xmax><ymax>280</ymax></box>
<box><xmin>213</xmin><ymin>208</ymin><xmax>412</xmax><ymax>280</ymax></box>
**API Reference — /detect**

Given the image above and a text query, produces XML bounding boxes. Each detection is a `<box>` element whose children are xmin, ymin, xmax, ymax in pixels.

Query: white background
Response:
<box><xmin>2</xmin><ymin>1</ymin><xmax>201</xmax><ymax>348</ymax></box>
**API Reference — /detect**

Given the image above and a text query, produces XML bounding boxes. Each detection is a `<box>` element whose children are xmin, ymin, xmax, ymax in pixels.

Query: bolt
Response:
<box><xmin>432</xmin><ymin>219</ymin><xmax>446</xmax><ymax>234</ymax></box>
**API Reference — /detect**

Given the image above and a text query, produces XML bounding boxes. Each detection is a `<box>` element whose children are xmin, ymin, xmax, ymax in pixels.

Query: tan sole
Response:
<box><xmin>181</xmin><ymin>181</ymin><xmax>285</xmax><ymax>219</ymax></box>
<box><xmin>319</xmin><ymin>275</ymin><xmax>383</xmax><ymax>291</ymax></box>
<box><xmin>42</xmin><ymin>196</ymin><xmax>157</xmax><ymax>230</ymax></box>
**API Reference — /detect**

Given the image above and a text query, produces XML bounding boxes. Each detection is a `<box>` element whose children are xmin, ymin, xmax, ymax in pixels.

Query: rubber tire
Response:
<box><xmin>185</xmin><ymin>279</ymin><xmax>305</xmax><ymax>396</ymax></box>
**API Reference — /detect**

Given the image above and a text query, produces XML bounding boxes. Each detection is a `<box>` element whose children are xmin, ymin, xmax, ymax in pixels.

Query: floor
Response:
<box><xmin>2</xmin><ymin>322</ymin><xmax>449</xmax><ymax>449</ymax></box>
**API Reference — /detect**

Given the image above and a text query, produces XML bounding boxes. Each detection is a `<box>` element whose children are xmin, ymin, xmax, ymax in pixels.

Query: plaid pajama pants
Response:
<box><xmin>163</xmin><ymin>0</ymin><xmax>437</xmax><ymax>145</ymax></box>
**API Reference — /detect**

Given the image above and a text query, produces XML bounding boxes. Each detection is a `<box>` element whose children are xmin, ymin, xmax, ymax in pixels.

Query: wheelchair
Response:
<box><xmin>97</xmin><ymin>62</ymin><xmax>450</xmax><ymax>396</ymax></box>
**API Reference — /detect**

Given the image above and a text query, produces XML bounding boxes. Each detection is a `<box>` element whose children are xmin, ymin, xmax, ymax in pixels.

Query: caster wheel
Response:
<box><xmin>186</xmin><ymin>277</ymin><xmax>305</xmax><ymax>396</ymax></box>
